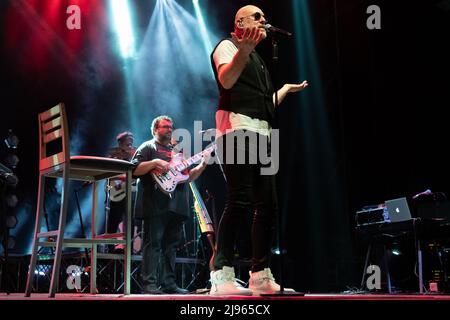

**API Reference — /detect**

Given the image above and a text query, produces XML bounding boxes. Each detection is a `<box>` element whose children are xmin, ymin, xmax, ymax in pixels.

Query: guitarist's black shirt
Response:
<box><xmin>132</xmin><ymin>139</ymin><xmax>189</xmax><ymax>220</ymax></box>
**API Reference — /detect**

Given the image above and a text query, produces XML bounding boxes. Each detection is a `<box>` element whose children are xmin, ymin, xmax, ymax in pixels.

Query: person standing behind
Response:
<box><xmin>106</xmin><ymin>131</ymin><xmax>136</xmax><ymax>251</ymax></box>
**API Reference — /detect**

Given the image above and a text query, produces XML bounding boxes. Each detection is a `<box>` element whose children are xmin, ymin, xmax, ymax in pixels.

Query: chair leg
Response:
<box><xmin>49</xmin><ymin>166</ymin><xmax>70</xmax><ymax>298</ymax></box>
<box><xmin>124</xmin><ymin>170</ymin><xmax>132</xmax><ymax>295</ymax></box>
<box><xmin>25</xmin><ymin>174</ymin><xmax>46</xmax><ymax>297</ymax></box>
<box><xmin>90</xmin><ymin>243</ymin><xmax>97</xmax><ymax>294</ymax></box>
<box><xmin>90</xmin><ymin>182</ymin><xmax>98</xmax><ymax>294</ymax></box>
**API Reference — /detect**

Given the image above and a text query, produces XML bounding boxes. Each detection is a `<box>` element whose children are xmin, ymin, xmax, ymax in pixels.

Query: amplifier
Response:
<box><xmin>355</xmin><ymin>207</ymin><xmax>388</xmax><ymax>226</ymax></box>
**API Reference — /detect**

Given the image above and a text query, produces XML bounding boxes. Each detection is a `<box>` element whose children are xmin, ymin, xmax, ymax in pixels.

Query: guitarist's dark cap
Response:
<box><xmin>116</xmin><ymin>131</ymin><xmax>134</xmax><ymax>142</ymax></box>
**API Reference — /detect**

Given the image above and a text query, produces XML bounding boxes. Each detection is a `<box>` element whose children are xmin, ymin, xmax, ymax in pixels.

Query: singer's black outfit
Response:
<box><xmin>211</xmin><ymin>40</ymin><xmax>278</xmax><ymax>273</ymax></box>
<box><xmin>132</xmin><ymin>139</ymin><xmax>189</xmax><ymax>294</ymax></box>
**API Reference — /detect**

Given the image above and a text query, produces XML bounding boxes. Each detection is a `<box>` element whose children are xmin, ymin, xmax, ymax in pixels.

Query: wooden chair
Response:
<box><xmin>25</xmin><ymin>102</ymin><xmax>135</xmax><ymax>297</ymax></box>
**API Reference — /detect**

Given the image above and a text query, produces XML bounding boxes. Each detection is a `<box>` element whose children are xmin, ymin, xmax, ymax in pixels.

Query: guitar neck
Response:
<box><xmin>175</xmin><ymin>146</ymin><xmax>214</xmax><ymax>171</ymax></box>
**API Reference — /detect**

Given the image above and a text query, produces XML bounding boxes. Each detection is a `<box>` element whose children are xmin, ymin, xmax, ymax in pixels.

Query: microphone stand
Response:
<box><xmin>260</xmin><ymin>32</ymin><xmax>303</xmax><ymax>297</ymax></box>
<box><xmin>201</xmin><ymin>130</ymin><xmax>227</xmax><ymax>183</ymax></box>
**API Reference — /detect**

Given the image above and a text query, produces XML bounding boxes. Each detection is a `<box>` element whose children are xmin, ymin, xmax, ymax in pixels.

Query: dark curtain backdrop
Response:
<box><xmin>1</xmin><ymin>0</ymin><xmax>449</xmax><ymax>292</ymax></box>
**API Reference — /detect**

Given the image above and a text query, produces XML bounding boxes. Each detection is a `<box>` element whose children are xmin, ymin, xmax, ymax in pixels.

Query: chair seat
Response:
<box><xmin>70</xmin><ymin>156</ymin><xmax>135</xmax><ymax>180</ymax></box>
<box><xmin>70</xmin><ymin>155</ymin><xmax>135</xmax><ymax>171</ymax></box>
<box><xmin>44</xmin><ymin>156</ymin><xmax>136</xmax><ymax>181</ymax></box>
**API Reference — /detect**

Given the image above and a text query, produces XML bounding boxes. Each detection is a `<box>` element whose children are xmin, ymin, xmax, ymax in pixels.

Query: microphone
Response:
<box><xmin>412</xmin><ymin>189</ymin><xmax>433</xmax><ymax>200</ymax></box>
<box><xmin>264</xmin><ymin>24</ymin><xmax>292</xmax><ymax>37</ymax></box>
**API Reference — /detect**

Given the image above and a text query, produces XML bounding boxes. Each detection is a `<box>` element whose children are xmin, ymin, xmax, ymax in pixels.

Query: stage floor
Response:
<box><xmin>1</xmin><ymin>292</ymin><xmax>450</xmax><ymax>300</ymax></box>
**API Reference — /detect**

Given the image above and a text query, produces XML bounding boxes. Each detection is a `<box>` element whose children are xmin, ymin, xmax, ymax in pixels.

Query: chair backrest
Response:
<box><xmin>38</xmin><ymin>103</ymin><xmax>70</xmax><ymax>171</ymax></box>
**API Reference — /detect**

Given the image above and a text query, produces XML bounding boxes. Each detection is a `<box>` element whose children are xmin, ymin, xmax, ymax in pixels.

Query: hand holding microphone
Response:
<box><xmin>264</xmin><ymin>24</ymin><xmax>292</xmax><ymax>37</ymax></box>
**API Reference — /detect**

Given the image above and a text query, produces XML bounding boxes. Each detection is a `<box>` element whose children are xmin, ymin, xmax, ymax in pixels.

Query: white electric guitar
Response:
<box><xmin>152</xmin><ymin>143</ymin><xmax>216</xmax><ymax>195</ymax></box>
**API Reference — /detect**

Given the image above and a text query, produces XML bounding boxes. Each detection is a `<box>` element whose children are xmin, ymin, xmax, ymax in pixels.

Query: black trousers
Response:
<box><xmin>107</xmin><ymin>199</ymin><xmax>125</xmax><ymax>234</ymax></box>
<box><xmin>141</xmin><ymin>212</ymin><xmax>185</xmax><ymax>288</ymax></box>
<box><xmin>213</xmin><ymin>130</ymin><xmax>278</xmax><ymax>273</ymax></box>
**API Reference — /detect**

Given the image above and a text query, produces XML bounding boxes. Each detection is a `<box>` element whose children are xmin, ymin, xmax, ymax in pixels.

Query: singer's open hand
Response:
<box><xmin>284</xmin><ymin>80</ymin><xmax>309</xmax><ymax>93</ymax></box>
<box><xmin>274</xmin><ymin>80</ymin><xmax>309</xmax><ymax>106</ymax></box>
<box><xmin>231</xmin><ymin>26</ymin><xmax>264</xmax><ymax>55</ymax></box>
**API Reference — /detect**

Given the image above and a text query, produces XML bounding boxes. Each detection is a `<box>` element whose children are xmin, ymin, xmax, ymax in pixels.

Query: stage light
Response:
<box><xmin>5</xmin><ymin>194</ymin><xmax>18</xmax><ymax>208</ymax></box>
<box><xmin>5</xmin><ymin>236</ymin><xmax>15</xmax><ymax>249</ymax></box>
<box><xmin>0</xmin><ymin>130</ymin><xmax>20</xmax><ymax>252</ymax></box>
<box><xmin>193</xmin><ymin>0</ymin><xmax>213</xmax><ymax>66</ymax></box>
<box><xmin>110</xmin><ymin>0</ymin><xmax>136</xmax><ymax>59</ymax></box>
<box><xmin>3</xmin><ymin>154</ymin><xmax>19</xmax><ymax>169</ymax></box>
<box><xmin>5</xmin><ymin>215</ymin><xmax>17</xmax><ymax>229</ymax></box>
<box><xmin>0</xmin><ymin>171</ymin><xmax>18</xmax><ymax>188</ymax></box>
<box><xmin>4</xmin><ymin>129</ymin><xmax>19</xmax><ymax>149</ymax></box>
<box><xmin>272</xmin><ymin>247</ymin><xmax>281</xmax><ymax>255</ymax></box>
<box><xmin>2</xmin><ymin>235</ymin><xmax>16</xmax><ymax>250</ymax></box>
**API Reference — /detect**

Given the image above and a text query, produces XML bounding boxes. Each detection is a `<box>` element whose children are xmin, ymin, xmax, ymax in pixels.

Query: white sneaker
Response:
<box><xmin>209</xmin><ymin>266</ymin><xmax>253</xmax><ymax>296</ymax></box>
<box><xmin>249</xmin><ymin>268</ymin><xmax>295</xmax><ymax>295</ymax></box>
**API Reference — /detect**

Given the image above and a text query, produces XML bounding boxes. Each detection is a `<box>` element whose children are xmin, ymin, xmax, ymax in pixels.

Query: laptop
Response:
<box><xmin>385</xmin><ymin>197</ymin><xmax>412</xmax><ymax>222</ymax></box>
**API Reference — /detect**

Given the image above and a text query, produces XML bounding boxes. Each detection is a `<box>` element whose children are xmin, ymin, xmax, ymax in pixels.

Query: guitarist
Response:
<box><xmin>131</xmin><ymin>115</ymin><xmax>209</xmax><ymax>294</ymax></box>
<box><xmin>106</xmin><ymin>131</ymin><xmax>136</xmax><ymax>241</ymax></box>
